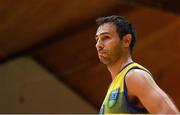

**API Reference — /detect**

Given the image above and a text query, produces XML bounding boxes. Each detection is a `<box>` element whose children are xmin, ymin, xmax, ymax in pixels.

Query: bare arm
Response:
<box><xmin>125</xmin><ymin>69</ymin><xmax>179</xmax><ymax>114</ymax></box>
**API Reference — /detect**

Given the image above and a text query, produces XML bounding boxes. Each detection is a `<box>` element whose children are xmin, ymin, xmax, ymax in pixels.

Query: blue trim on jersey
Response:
<box><xmin>120</xmin><ymin>62</ymin><xmax>134</xmax><ymax>72</ymax></box>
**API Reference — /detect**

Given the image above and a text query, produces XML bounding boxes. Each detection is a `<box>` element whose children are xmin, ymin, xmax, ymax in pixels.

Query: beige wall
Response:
<box><xmin>0</xmin><ymin>57</ymin><xmax>97</xmax><ymax>113</ymax></box>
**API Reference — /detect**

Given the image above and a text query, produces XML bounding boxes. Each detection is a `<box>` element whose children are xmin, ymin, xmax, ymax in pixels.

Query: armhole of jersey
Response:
<box><xmin>123</xmin><ymin>66</ymin><xmax>149</xmax><ymax>113</ymax></box>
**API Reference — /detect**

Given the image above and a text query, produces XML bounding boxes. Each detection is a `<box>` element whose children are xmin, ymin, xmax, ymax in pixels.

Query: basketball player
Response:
<box><xmin>95</xmin><ymin>15</ymin><xmax>179</xmax><ymax>114</ymax></box>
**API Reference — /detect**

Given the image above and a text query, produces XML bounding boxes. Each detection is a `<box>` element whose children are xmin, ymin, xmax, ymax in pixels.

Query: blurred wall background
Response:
<box><xmin>0</xmin><ymin>57</ymin><xmax>96</xmax><ymax>113</ymax></box>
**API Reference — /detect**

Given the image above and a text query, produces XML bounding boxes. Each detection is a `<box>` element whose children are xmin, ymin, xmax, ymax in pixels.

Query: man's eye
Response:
<box><xmin>103</xmin><ymin>36</ymin><xmax>110</xmax><ymax>40</ymax></box>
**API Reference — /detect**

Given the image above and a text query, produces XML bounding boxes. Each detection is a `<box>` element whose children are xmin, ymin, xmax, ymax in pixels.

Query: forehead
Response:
<box><xmin>96</xmin><ymin>23</ymin><xmax>117</xmax><ymax>36</ymax></box>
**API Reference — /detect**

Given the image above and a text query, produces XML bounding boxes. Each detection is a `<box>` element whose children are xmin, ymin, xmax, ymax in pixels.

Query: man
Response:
<box><xmin>95</xmin><ymin>15</ymin><xmax>179</xmax><ymax>114</ymax></box>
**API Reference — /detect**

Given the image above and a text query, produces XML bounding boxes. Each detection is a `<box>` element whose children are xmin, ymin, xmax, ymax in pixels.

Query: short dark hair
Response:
<box><xmin>96</xmin><ymin>15</ymin><xmax>136</xmax><ymax>52</ymax></box>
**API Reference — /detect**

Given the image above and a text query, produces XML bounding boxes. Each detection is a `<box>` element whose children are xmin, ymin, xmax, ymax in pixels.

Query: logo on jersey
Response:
<box><xmin>108</xmin><ymin>88</ymin><xmax>120</xmax><ymax>108</ymax></box>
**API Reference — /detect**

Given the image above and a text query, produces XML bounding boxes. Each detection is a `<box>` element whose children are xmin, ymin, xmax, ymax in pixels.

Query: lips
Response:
<box><xmin>98</xmin><ymin>51</ymin><xmax>105</xmax><ymax>55</ymax></box>
<box><xmin>98</xmin><ymin>51</ymin><xmax>106</xmax><ymax>58</ymax></box>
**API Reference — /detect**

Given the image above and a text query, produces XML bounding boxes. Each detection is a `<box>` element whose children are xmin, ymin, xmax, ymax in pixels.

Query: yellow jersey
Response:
<box><xmin>99</xmin><ymin>62</ymin><xmax>150</xmax><ymax>114</ymax></box>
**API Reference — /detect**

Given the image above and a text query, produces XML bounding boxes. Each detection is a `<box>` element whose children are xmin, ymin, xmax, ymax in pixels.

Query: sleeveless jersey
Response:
<box><xmin>99</xmin><ymin>62</ymin><xmax>150</xmax><ymax>114</ymax></box>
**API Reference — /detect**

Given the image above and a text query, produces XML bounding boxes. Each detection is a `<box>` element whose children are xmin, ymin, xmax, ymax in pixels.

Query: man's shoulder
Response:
<box><xmin>127</xmin><ymin>67</ymin><xmax>151</xmax><ymax>77</ymax></box>
<box><xmin>125</xmin><ymin>69</ymin><xmax>154</xmax><ymax>95</ymax></box>
<box><xmin>125</xmin><ymin>68</ymin><xmax>155</xmax><ymax>94</ymax></box>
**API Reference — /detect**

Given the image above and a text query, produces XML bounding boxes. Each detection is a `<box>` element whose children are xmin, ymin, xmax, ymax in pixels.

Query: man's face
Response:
<box><xmin>95</xmin><ymin>23</ymin><xmax>123</xmax><ymax>65</ymax></box>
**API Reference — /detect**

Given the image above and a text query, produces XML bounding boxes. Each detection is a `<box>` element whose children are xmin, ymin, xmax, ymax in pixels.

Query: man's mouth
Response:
<box><xmin>98</xmin><ymin>52</ymin><xmax>104</xmax><ymax>55</ymax></box>
<box><xmin>98</xmin><ymin>50</ymin><xmax>106</xmax><ymax>54</ymax></box>
<box><xmin>98</xmin><ymin>51</ymin><xmax>106</xmax><ymax>58</ymax></box>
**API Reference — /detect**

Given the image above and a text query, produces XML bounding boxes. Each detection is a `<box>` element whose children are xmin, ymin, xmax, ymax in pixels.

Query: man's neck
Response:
<box><xmin>107</xmin><ymin>56</ymin><xmax>133</xmax><ymax>80</ymax></box>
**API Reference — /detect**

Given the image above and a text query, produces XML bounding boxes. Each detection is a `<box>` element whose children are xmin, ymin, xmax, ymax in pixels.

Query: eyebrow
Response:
<box><xmin>95</xmin><ymin>32</ymin><xmax>110</xmax><ymax>38</ymax></box>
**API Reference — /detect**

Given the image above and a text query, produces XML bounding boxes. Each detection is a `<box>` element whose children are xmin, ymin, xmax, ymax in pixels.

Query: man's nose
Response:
<box><xmin>96</xmin><ymin>40</ymin><xmax>104</xmax><ymax>51</ymax></box>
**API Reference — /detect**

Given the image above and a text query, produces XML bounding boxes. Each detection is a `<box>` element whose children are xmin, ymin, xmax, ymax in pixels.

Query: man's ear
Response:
<box><xmin>122</xmin><ymin>34</ymin><xmax>132</xmax><ymax>48</ymax></box>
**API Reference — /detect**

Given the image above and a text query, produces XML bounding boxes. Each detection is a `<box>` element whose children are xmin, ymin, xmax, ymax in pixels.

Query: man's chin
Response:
<box><xmin>98</xmin><ymin>55</ymin><xmax>110</xmax><ymax>64</ymax></box>
<box><xmin>99</xmin><ymin>58</ymin><xmax>109</xmax><ymax>65</ymax></box>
